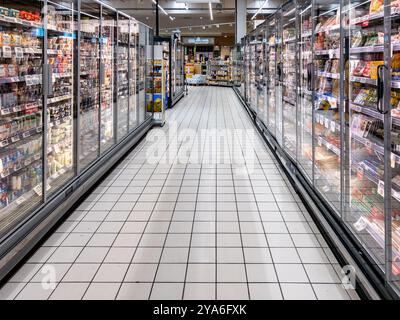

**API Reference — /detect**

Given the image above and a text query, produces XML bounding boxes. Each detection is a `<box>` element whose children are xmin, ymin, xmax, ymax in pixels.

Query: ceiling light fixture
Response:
<box><xmin>152</xmin><ymin>0</ymin><xmax>168</xmax><ymax>16</ymax></box>
<box><xmin>216</xmin><ymin>24</ymin><xmax>219</xmax><ymax>28</ymax></box>
<box><xmin>251</xmin><ymin>0</ymin><xmax>269</xmax><ymax>20</ymax></box>
<box><xmin>209</xmin><ymin>2</ymin><xmax>213</xmax><ymax>20</ymax></box>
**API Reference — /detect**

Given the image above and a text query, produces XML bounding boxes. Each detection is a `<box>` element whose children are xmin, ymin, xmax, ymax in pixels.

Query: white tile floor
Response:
<box><xmin>0</xmin><ymin>86</ymin><xmax>359</xmax><ymax>300</ymax></box>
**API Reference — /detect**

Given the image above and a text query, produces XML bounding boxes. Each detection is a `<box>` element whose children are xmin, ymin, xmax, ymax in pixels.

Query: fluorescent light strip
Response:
<box><xmin>283</xmin><ymin>7</ymin><xmax>295</xmax><ymax>16</ymax></box>
<box><xmin>251</xmin><ymin>0</ymin><xmax>268</xmax><ymax>20</ymax></box>
<box><xmin>152</xmin><ymin>0</ymin><xmax>168</xmax><ymax>16</ymax></box>
<box><xmin>209</xmin><ymin>2</ymin><xmax>213</xmax><ymax>20</ymax></box>
<box><xmin>300</xmin><ymin>4</ymin><xmax>312</xmax><ymax>15</ymax></box>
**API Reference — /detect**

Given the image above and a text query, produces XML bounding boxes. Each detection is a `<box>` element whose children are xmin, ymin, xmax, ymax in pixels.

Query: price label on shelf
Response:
<box><xmin>353</xmin><ymin>217</ymin><xmax>368</xmax><ymax>232</ymax></box>
<box><xmin>318</xmin><ymin>137</ymin><xmax>322</xmax><ymax>146</ymax></box>
<box><xmin>2</xmin><ymin>46</ymin><xmax>11</xmax><ymax>58</ymax></box>
<box><xmin>357</xmin><ymin>165</ymin><xmax>364</xmax><ymax>180</ymax></box>
<box><xmin>33</xmin><ymin>184</ymin><xmax>43</xmax><ymax>196</ymax></box>
<box><xmin>331</xmin><ymin>121</ymin><xmax>336</xmax><ymax>132</ymax></box>
<box><xmin>324</xmin><ymin>118</ymin><xmax>330</xmax><ymax>129</ymax></box>
<box><xmin>15</xmin><ymin>196</ymin><xmax>26</xmax><ymax>206</ymax></box>
<box><xmin>25</xmin><ymin>75</ymin><xmax>33</xmax><ymax>86</ymax></box>
<box><xmin>15</xmin><ymin>47</ymin><xmax>23</xmax><ymax>59</ymax></box>
<box><xmin>377</xmin><ymin>180</ymin><xmax>385</xmax><ymax>197</ymax></box>
<box><xmin>11</xmin><ymin>135</ymin><xmax>20</xmax><ymax>143</ymax></box>
<box><xmin>391</xmin><ymin>153</ymin><xmax>396</xmax><ymax>168</ymax></box>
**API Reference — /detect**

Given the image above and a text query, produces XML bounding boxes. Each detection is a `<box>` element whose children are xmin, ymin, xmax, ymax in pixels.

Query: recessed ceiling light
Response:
<box><xmin>202</xmin><ymin>26</ymin><xmax>205</xmax><ymax>29</ymax></box>
<box><xmin>200</xmin><ymin>16</ymin><xmax>203</xmax><ymax>20</ymax></box>
<box><xmin>146</xmin><ymin>16</ymin><xmax>149</xmax><ymax>20</ymax></box>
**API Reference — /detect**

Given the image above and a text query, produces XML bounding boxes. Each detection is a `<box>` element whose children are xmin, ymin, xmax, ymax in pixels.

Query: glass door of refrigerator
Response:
<box><xmin>79</xmin><ymin>0</ymin><xmax>100</xmax><ymax>170</ymax></box>
<box><xmin>244</xmin><ymin>38</ymin><xmax>251</xmax><ymax>105</ymax></box>
<box><xmin>313</xmin><ymin>0</ymin><xmax>341</xmax><ymax>212</ymax></box>
<box><xmin>345</xmin><ymin>0</ymin><xmax>386</xmax><ymax>273</ymax></box>
<box><xmin>0</xmin><ymin>0</ymin><xmax>44</xmax><ymax>237</ymax></box>
<box><xmin>249</xmin><ymin>33</ymin><xmax>257</xmax><ymax>113</ymax></box>
<box><xmin>267</xmin><ymin>17</ymin><xmax>277</xmax><ymax>137</ymax></box>
<box><xmin>46</xmin><ymin>0</ymin><xmax>75</xmax><ymax>195</ymax></box>
<box><xmin>116</xmin><ymin>13</ymin><xmax>129</xmax><ymax>141</ymax></box>
<box><xmin>298</xmin><ymin>0</ymin><xmax>313</xmax><ymax>180</ymax></box>
<box><xmin>128</xmin><ymin>19</ymin><xmax>138</xmax><ymax>131</ymax></box>
<box><xmin>99</xmin><ymin>6</ymin><xmax>115</xmax><ymax>153</ymax></box>
<box><xmin>390</xmin><ymin>0</ymin><xmax>400</xmax><ymax>292</ymax></box>
<box><xmin>276</xmin><ymin>11</ymin><xmax>283</xmax><ymax>146</ymax></box>
<box><xmin>139</xmin><ymin>24</ymin><xmax>148</xmax><ymax>122</ymax></box>
<box><xmin>282</xmin><ymin>2</ymin><xmax>297</xmax><ymax>159</ymax></box>
<box><xmin>256</xmin><ymin>27</ymin><xmax>266</xmax><ymax>121</ymax></box>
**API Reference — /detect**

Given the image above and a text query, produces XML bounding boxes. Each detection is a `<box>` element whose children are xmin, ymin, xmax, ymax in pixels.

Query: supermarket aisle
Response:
<box><xmin>0</xmin><ymin>86</ymin><xmax>358</xmax><ymax>300</ymax></box>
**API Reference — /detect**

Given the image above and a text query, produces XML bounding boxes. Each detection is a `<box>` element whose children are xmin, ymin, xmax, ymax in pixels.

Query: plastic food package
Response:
<box><xmin>369</xmin><ymin>0</ymin><xmax>384</xmax><ymax>13</ymax></box>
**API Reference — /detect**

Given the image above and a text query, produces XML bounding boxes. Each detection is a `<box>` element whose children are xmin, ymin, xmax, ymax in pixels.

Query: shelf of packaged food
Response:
<box><xmin>314</xmin><ymin>49</ymin><xmax>340</xmax><ymax>56</ymax></box>
<box><xmin>53</xmin><ymin>73</ymin><xmax>72</xmax><ymax>79</ymax></box>
<box><xmin>47</xmin><ymin>49</ymin><xmax>72</xmax><ymax>55</ymax></box>
<box><xmin>301</xmin><ymin>31</ymin><xmax>312</xmax><ymax>38</ymax></box>
<box><xmin>315</xmin><ymin>93</ymin><xmax>339</xmax><ymax>107</ymax></box>
<box><xmin>0</xmin><ymin>102</ymin><xmax>41</xmax><ymax>116</ymax></box>
<box><xmin>0</xmin><ymin>127</ymin><xmax>42</xmax><ymax>148</ymax></box>
<box><xmin>315</xmin><ymin>112</ymin><xmax>341</xmax><ymax>132</ymax></box>
<box><xmin>315</xmin><ymin>24</ymin><xmax>340</xmax><ymax>33</ymax></box>
<box><xmin>350</xmin><ymin>76</ymin><xmax>377</xmax><ymax>85</ymax></box>
<box><xmin>49</xmin><ymin>115</ymin><xmax>72</xmax><ymax>128</ymax></box>
<box><xmin>351</xmin><ymin>133</ymin><xmax>400</xmax><ymax>165</ymax></box>
<box><xmin>350</xmin><ymin>102</ymin><xmax>386</xmax><ymax>122</ymax></box>
<box><xmin>47</xmin><ymin>94</ymin><xmax>72</xmax><ymax>104</ymax></box>
<box><xmin>352</xmin><ymin>7</ymin><xmax>400</xmax><ymax>25</ymax></box>
<box><xmin>283</xmin><ymin>96</ymin><xmax>296</xmax><ymax>106</ymax></box>
<box><xmin>283</xmin><ymin>37</ymin><xmax>296</xmax><ymax>44</ymax></box>
<box><xmin>316</xmin><ymin>135</ymin><xmax>340</xmax><ymax>156</ymax></box>
<box><xmin>315</xmin><ymin>71</ymin><xmax>340</xmax><ymax>79</ymax></box>
<box><xmin>0</xmin><ymin>74</ymin><xmax>42</xmax><ymax>85</ymax></box>
<box><xmin>0</xmin><ymin>14</ymin><xmax>42</xmax><ymax>28</ymax></box>
<box><xmin>350</xmin><ymin>45</ymin><xmax>384</xmax><ymax>53</ymax></box>
<box><xmin>0</xmin><ymin>153</ymin><xmax>42</xmax><ymax>180</ymax></box>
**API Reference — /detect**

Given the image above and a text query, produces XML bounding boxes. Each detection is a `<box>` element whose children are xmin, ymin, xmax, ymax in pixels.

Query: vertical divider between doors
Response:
<box><xmin>74</xmin><ymin>0</ymin><xmax>81</xmax><ymax>175</ymax></box>
<box><xmin>383</xmin><ymin>0</ymin><xmax>393</xmax><ymax>284</ymax></box>
<box><xmin>98</xmin><ymin>4</ymin><xmax>102</xmax><ymax>155</ymax></box>
<box><xmin>295</xmin><ymin>0</ymin><xmax>300</xmax><ymax>162</ymax></box>
<box><xmin>311</xmin><ymin>0</ymin><xmax>315</xmax><ymax>186</ymax></box>
<box><xmin>114</xmin><ymin>13</ymin><xmax>118</xmax><ymax>144</ymax></box>
<box><xmin>339</xmin><ymin>0</ymin><xmax>345</xmax><ymax>219</ymax></box>
<box><xmin>42</xmin><ymin>0</ymin><xmax>49</xmax><ymax>203</ymax></box>
<box><xmin>127</xmin><ymin>18</ymin><xmax>131</xmax><ymax>133</ymax></box>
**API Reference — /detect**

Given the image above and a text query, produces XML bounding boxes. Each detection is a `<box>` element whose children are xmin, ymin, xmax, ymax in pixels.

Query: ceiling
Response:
<box><xmin>103</xmin><ymin>0</ymin><xmax>282</xmax><ymax>37</ymax></box>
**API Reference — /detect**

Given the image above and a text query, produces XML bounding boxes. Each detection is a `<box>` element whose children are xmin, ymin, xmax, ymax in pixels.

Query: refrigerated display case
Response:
<box><xmin>297</xmin><ymin>0</ymin><xmax>313</xmax><ymax>182</ymax></box>
<box><xmin>313</xmin><ymin>0</ymin><xmax>342</xmax><ymax>213</ymax></box>
<box><xmin>116</xmin><ymin>13</ymin><xmax>129</xmax><ymax>141</ymax></box>
<box><xmin>281</xmin><ymin>2</ymin><xmax>297</xmax><ymax>159</ymax></box>
<box><xmin>0</xmin><ymin>0</ymin><xmax>155</xmax><ymax>283</ymax></box>
<box><xmin>266</xmin><ymin>16</ymin><xmax>277</xmax><ymax>137</ymax></box>
<box><xmin>233</xmin><ymin>0</ymin><xmax>400</xmax><ymax>298</ymax></box>
<box><xmin>255</xmin><ymin>27</ymin><xmax>266</xmax><ymax>120</ymax></box>
<box><xmin>171</xmin><ymin>33</ymin><xmax>184</xmax><ymax>106</ymax></box>
<box><xmin>129</xmin><ymin>19</ymin><xmax>138</xmax><ymax>130</ymax></box>
<box><xmin>46</xmin><ymin>0</ymin><xmax>75</xmax><ymax>195</ymax></box>
<box><xmin>79</xmin><ymin>2</ymin><xmax>100</xmax><ymax>170</ymax></box>
<box><xmin>99</xmin><ymin>7</ymin><xmax>115</xmax><ymax>153</ymax></box>
<box><xmin>0</xmin><ymin>0</ymin><xmax>44</xmax><ymax>237</ymax></box>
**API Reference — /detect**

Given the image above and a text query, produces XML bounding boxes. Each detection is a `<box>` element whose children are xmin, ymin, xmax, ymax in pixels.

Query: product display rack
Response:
<box><xmin>206</xmin><ymin>60</ymin><xmax>233</xmax><ymax>86</ymax></box>
<box><xmin>0</xmin><ymin>0</ymin><xmax>154</xmax><ymax>282</ymax></box>
<box><xmin>235</xmin><ymin>0</ymin><xmax>400</xmax><ymax>298</ymax></box>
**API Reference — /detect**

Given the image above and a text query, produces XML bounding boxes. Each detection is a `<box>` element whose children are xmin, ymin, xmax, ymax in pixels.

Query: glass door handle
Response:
<box><xmin>43</xmin><ymin>64</ymin><xmax>53</xmax><ymax>97</ymax></box>
<box><xmin>377</xmin><ymin>64</ymin><xmax>388</xmax><ymax>114</ymax></box>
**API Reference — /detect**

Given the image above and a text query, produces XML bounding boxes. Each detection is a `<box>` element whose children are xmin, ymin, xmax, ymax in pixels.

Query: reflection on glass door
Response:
<box><xmin>129</xmin><ymin>19</ymin><xmax>138</xmax><ymax>130</ymax></box>
<box><xmin>244</xmin><ymin>39</ymin><xmax>251</xmax><ymax>105</ymax></box>
<box><xmin>298</xmin><ymin>0</ymin><xmax>313</xmax><ymax>180</ymax></box>
<box><xmin>313</xmin><ymin>0</ymin><xmax>341</xmax><ymax>212</ymax></box>
<box><xmin>100</xmin><ymin>7</ymin><xmax>115</xmax><ymax>153</ymax></box>
<box><xmin>46</xmin><ymin>0</ymin><xmax>75</xmax><ymax>194</ymax></box>
<box><xmin>267</xmin><ymin>17</ymin><xmax>277</xmax><ymax>137</ymax></box>
<box><xmin>116</xmin><ymin>14</ymin><xmax>129</xmax><ymax>140</ymax></box>
<box><xmin>249</xmin><ymin>33</ymin><xmax>257</xmax><ymax>112</ymax></box>
<box><xmin>0</xmin><ymin>0</ymin><xmax>44</xmax><ymax>237</ymax></box>
<box><xmin>282</xmin><ymin>3</ymin><xmax>297</xmax><ymax>159</ymax></box>
<box><xmin>79</xmin><ymin>1</ymin><xmax>100</xmax><ymax>170</ymax></box>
